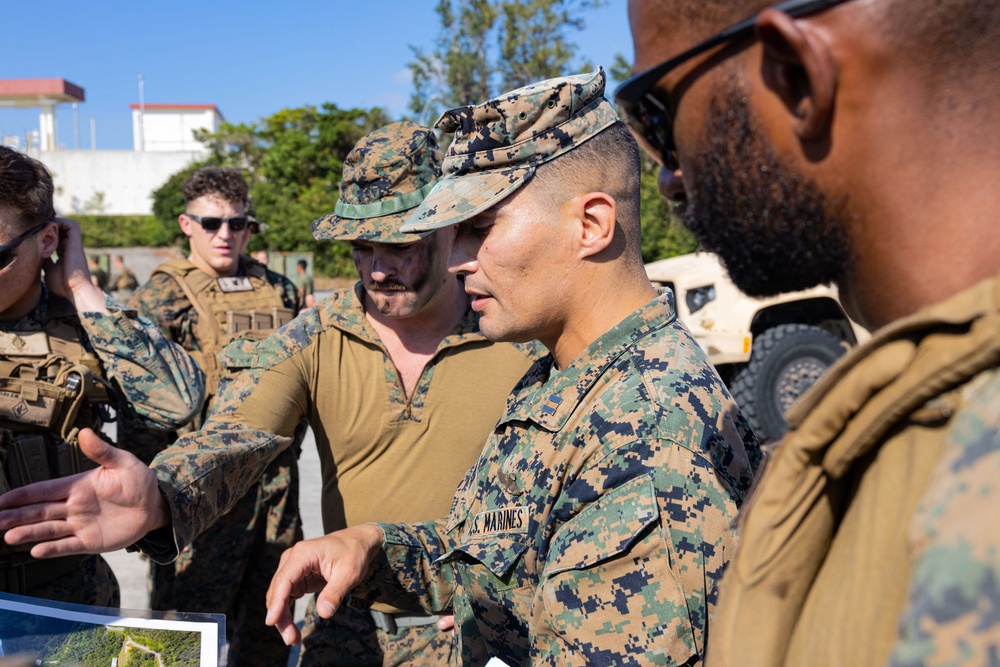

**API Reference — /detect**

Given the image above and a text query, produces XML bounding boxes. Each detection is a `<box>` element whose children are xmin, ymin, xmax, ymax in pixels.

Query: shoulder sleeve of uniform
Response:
<box><xmin>264</xmin><ymin>268</ymin><xmax>303</xmax><ymax>312</ymax></box>
<box><xmin>218</xmin><ymin>305</ymin><xmax>325</xmax><ymax>371</ymax></box>
<box><xmin>129</xmin><ymin>272</ymin><xmax>192</xmax><ymax>322</ymax></box>
<box><xmin>891</xmin><ymin>368</ymin><xmax>1000</xmax><ymax>665</ymax></box>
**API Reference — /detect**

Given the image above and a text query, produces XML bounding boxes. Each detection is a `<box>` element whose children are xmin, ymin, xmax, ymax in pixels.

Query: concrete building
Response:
<box><xmin>1</xmin><ymin>78</ymin><xmax>226</xmax><ymax>215</ymax></box>
<box><xmin>42</xmin><ymin>149</ymin><xmax>207</xmax><ymax>215</ymax></box>
<box><xmin>130</xmin><ymin>103</ymin><xmax>225</xmax><ymax>152</ymax></box>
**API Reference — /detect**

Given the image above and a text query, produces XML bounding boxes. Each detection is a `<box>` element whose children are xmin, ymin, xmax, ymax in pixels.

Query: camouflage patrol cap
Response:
<box><xmin>311</xmin><ymin>120</ymin><xmax>442</xmax><ymax>243</ymax></box>
<box><xmin>400</xmin><ymin>68</ymin><xmax>619</xmax><ymax>233</ymax></box>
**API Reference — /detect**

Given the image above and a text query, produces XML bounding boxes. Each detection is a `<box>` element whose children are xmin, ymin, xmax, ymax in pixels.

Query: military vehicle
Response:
<box><xmin>646</xmin><ymin>251</ymin><xmax>869</xmax><ymax>443</ymax></box>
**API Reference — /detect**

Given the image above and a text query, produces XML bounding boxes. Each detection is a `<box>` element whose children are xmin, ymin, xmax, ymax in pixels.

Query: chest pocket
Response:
<box><xmin>440</xmin><ymin>535</ymin><xmax>531</xmax><ymax>588</ymax></box>
<box><xmin>543</xmin><ymin>475</ymin><xmax>659</xmax><ymax>577</ymax></box>
<box><xmin>537</xmin><ymin>474</ymin><xmax>699</xmax><ymax>663</ymax></box>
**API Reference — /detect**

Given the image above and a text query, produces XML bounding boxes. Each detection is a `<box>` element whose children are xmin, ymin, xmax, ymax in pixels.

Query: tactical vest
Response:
<box><xmin>152</xmin><ymin>257</ymin><xmax>293</xmax><ymax>424</ymax></box>
<box><xmin>0</xmin><ymin>302</ymin><xmax>112</xmax><ymax>560</ymax></box>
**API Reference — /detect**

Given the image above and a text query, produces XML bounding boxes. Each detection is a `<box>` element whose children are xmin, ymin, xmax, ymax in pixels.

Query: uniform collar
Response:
<box><xmin>323</xmin><ymin>281</ymin><xmax>489</xmax><ymax>352</ymax></box>
<box><xmin>5</xmin><ymin>284</ymin><xmax>73</xmax><ymax>332</ymax></box>
<box><xmin>501</xmin><ymin>291</ymin><xmax>678</xmax><ymax>432</ymax></box>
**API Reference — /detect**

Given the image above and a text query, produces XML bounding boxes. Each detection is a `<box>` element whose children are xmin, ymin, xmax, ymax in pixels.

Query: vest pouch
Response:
<box><xmin>6</xmin><ymin>433</ymin><xmax>52</xmax><ymax>488</ymax></box>
<box><xmin>273</xmin><ymin>307</ymin><xmax>295</xmax><ymax>329</ymax></box>
<box><xmin>227</xmin><ymin>311</ymin><xmax>253</xmax><ymax>335</ymax></box>
<box><xmin>0</xmin><ymin>374</ymin><xmax>71</xmax><ymax>431</ymax></box>
<box><xmin>250</xmin><ymin>310</ymin><xmax>273</xmax><ymax>330</ymax></box>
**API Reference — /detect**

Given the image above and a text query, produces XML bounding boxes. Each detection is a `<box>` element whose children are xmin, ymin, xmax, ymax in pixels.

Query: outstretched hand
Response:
<box><xmin>266</xmin><ymin>524</ymin><xmax>384</xmax><ymax>646</ymax></box>
<box><xmin>0</xmin><ymin>428</ymin><xmax>169</xmax><ymax>557</ymax></box>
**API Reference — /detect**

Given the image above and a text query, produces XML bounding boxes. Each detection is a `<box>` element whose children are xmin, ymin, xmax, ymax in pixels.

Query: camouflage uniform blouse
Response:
<box><xmin>349</xmin><ymin>293</ymin><xmax>761</xmax><ymax>666</ymax></box>
<box><xmin>6</xmin><ymin>286</ymin><xmax>205</xmax><ymax>430</ymax></box>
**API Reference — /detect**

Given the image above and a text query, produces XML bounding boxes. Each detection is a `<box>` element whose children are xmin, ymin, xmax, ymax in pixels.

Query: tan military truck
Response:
<box><xmin>646</xmin><ymin>251</ymin><xmax>870</xmax><ymax>443</ymax></box>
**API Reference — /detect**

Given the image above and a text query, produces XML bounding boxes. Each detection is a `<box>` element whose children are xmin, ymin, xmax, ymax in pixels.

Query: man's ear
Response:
<box><xmin>757</xmin><ymin>8</ymin><xmax>837</xmax><ymax>141</ymax></box>
<box><xmin>572</xmin><ymin>192</ymin><xmax>616</xmax><ymax>259</ymax></box>
<box><xmin>178</xmin><ymin>214</ymin><xmax>194</xmax><ymax>238</ymax></box>
<box><xmin>38</xmin><ymin>223</ymin><xmax>59</xmax><ymax>257</ymax></box>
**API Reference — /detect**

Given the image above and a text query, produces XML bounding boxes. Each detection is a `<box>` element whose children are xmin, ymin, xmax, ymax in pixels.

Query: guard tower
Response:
<box><xmin>0</xmin><ymin>78</ymin><xmax>85</xmax><ymax>150</ymax></box>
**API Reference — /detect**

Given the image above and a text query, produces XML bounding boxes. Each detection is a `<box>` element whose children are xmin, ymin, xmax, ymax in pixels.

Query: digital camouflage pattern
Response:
<box><xmin>1</xmin><ymin>287</ymin><xmax>204</xmax><ymax>603</ymax></box>
<box><xmin>126</xmin><ymin>259</ymin><xmax>302</xmax><ymax>667</ymax></box>
<box><xmin>401</xmin><ymin>69</ymin><xmax>619</xmax><ymax>233</ymax></box>
<box><xmin>311</xmin><ymin>120</ymin><xmax>441</xmax><ymax>243</ymax></box>
<box><xmin>299</xmin><ymin>601</ymin><xmax>457</xmax><ymax>667</ymax></box>
<box><xmin>708</xmin><ymin>273</ymin><xmax>1000</xmax><ymax>667</ymax></box>
<box><xmin>892</xmin><ymin>366</ymin><xmax>1000</xmax><ymax>666</ymax></box>
<box><xmin>300</xmin><ymin>602</ymin><xmax>382</xmax><ymax>667</ymax></box>
<box><xmin>347</xmin><ymin>292</ymin><xmax>761</xmax><ymax>666</ymax></box>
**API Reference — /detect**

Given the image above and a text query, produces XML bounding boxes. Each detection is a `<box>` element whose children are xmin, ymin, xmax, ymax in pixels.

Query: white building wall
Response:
<box><xmin>39</xmin><ymin>150</ymin><xmax>206</xmax><ymax>215</ymax></box>
<box><xmin>131</xmin><ymin>108</ymin><xmax>221</xmax><ymax>152</ymax></box>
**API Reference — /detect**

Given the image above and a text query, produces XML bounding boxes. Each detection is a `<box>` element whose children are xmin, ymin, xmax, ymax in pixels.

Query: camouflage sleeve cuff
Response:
<box><xmin>349</xmin><ymin>520</ymin><xmax>457</xmax><ymax>614</ymax></box>
<box><xmin>78</xmin><ymin>306</ymin><xmax>151</xmax><ymax>361</ymax></box>
<box><xmin>128</xmin><ymin>525</ymin><xmax>179</xmax><ymax>564</ymax></box>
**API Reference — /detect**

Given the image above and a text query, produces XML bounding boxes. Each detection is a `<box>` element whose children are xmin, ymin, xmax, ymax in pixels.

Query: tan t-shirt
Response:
<box><xmin>215</xmin><ymin>284</ymin><xmax>536</xmax><ymax>533</ymax></box>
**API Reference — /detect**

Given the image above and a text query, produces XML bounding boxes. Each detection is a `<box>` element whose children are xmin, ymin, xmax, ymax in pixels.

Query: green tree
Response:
<box><xmin>610</xmin><ymin>53</ymin><xmax>697</xmax><ymax>262</ymax></box>
<box><xmin>151</xmin><ymin>104</ymin><xmax>390</xmax><ymax>277</ymax></box>
<box><xmin>409</xmin><ymin>0</ymin><xmax>604</xmax><ymax>121</ymax></box>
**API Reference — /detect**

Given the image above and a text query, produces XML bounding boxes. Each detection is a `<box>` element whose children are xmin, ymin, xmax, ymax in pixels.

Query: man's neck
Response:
<box><xmin>838</xmin><ymin>147</ymin><xmax>1000</xmax><ymax>331</ymax></box>
<box><xmin>1</xmin><ymin>281</ymin><xmax>44</xmax><ymax>323</ymax></box>
<box><xmin>545</xmin><ymin>270</ymin><xmax>658</xmax><ymax>369</ymax></box>
<box><xmin>364</xmin><ymin>279</ymin><xmax>469</xmax><ymax>398</ymax></box>
<box><xmin>364</xmin><ymin>281</ymin><xmax>469</xmax><ymax>356</ymax></box>
<box><xmin>188</xmin><ymin>254</ymin><xmax>240</xmax><ymax>279</ymax></box>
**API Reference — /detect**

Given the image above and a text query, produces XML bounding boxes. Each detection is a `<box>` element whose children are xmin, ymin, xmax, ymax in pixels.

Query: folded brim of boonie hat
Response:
<box><xmin>311</xmin><ymin>207</ymin><xmax>434</xmax><ymax>243</ymax></box>
<box><xmin>400</xmin><ymin>163</ymin><xmax>535</xmax><ymax>233</ymax></box>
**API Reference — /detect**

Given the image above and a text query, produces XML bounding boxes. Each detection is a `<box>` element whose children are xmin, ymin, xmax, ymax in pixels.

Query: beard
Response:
<box><xmin>681</xmin><ymin>78</ymin><xmax>852</xmax><ymax>298</ymax></box>
<box><xmin>368</xmin><ymin>279</ymin><xmax>408</xmax><ymax>292</ymax></box>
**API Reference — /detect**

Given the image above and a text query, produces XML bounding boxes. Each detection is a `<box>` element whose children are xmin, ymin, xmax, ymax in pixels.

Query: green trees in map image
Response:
<box><xmin>0</xmin><ymin>610</ymin><xmax>201</xmax><ymax>667</ymax></box>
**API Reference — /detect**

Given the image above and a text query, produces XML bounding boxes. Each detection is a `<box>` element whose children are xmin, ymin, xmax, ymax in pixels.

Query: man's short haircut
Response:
<box><xmin>528</xmin><ymin>121</ymin><xmax>643</xmax><ymax>263</ymax></box>
<box><xmin>0</xmin><ymin>146</ymin><xmax>56</xmax><ymax>233</ymax></box>
<box><xmin>297</xmin><ymin>259</ymin><xmax>308</xmax><ymax>270</ymax></box>
<box><xmin>183</xmin><ymin>167</ymin><xmax>249</xmax><ymax>207</ymax></box>
<box><xmin>663</xmin><ymin>0</ymin><xmax>1000</xmax><ymax>76</ymax></box>
<box><xmin>876</xmin><ymin>0</ymin><xmax>1000</xmax><ymax>75</ymax></box>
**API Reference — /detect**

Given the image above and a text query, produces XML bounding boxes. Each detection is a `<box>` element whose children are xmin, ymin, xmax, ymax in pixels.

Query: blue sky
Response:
<box><xmin>1</xmin><ymin>1</ymin><xmax>634</xmax><ymax>150</ymax></box>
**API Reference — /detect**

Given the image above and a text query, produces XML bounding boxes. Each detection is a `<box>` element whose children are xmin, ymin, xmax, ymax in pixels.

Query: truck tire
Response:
<box><xmin>729</xmin><ymin>323</ymin><xmax>847</xmax><ymax>443</ymax></box>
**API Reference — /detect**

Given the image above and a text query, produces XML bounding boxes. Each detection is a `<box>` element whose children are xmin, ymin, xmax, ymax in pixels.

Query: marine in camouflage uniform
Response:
<box><xmin>615</xmin><ymin>1</ymin><xmax>1000</xmax><ymax>664</ymax></box>
<box><xmin>0</xmin><ymin>147</ymin><xmax>205</xmax><ymax>607</ymax></box>
<box><xmin>148</xmin><ymin>123</ymin><xmax>535</xmax><ymax>666</ymax></box>
<box><xmin>122</xmin><ymin>167</ymin><xmax>304</xmax><ymax>667</ymax></box>
<box><xmin>257</xmin><ymin>70</ymin><xmax>761</xmax><ymax>666</ymax></box>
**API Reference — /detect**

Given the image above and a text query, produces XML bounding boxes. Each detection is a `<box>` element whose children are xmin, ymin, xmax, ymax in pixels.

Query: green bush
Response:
<box><xmin>76</xmin><ymin>214</ymin><xmax>180</xmax><ymax>248</ymax></box>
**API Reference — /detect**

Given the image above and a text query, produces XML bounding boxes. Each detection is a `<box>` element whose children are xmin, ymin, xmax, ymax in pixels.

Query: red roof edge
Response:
<box><xmin>0</xmin><ymin>78</ymin><xmax>85</xmax><ymax>102</ymax></box>
<box><xmin>129</xmin><ymin>103</ymin><xmax>220</xmax><ymax>112</ymax></box>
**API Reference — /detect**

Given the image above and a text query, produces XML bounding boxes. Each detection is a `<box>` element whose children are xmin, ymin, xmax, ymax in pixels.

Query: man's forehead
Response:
<box><xmin>188</xmin><ymin>193</ymin><xmax>242</xmax><ymax>211</ymax></box>
<box><xmin>351</xmin><ymin>237</ymin><xmax>424</xmax><ymax>250</ymax></box>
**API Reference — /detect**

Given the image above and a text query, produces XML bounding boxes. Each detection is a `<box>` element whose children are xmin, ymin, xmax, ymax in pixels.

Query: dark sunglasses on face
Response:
<box><xmin>185</xmin><ymin>213</ymin><xmax>252</xmax><ymax>233</ymax></box>
<box><xmin>0</xmin><ymin>222</ymin><xmax>49</xmax><ymax>270</ymax></box>
<box><xmin>613</xmin><ymin>0</ymin><xmax>853</xmax><ymax>168</ymax></box>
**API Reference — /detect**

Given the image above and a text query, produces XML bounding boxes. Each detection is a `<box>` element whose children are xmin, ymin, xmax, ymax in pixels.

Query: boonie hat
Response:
<box><xmin>312</xmin><ymin>120</ymin><xmax>442</xmax><ymax>243</ymax></box>
<box><xmin>400</xmin><ymin>68</ymin><xmax>619</xmax><ymax>233</ymax></box>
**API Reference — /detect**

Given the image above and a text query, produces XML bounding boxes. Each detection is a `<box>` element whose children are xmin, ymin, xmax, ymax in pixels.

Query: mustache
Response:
<box><xmin>369</xmin><ymin>280</ymin><xmax>409</xmax><ymax>292</ymax></box>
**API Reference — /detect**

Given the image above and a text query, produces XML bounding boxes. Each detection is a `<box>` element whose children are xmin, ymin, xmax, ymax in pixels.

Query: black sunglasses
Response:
<box><xmin>185</xmin><ymin>213</ymin><xmax>253</xmax><ymax>233</ymax></box>
<box><xmin>614</xmin><ymin>0</ymin><xmax>853</xmax><ymax>167</ymax></box>
<box><xmin>0</xmin><ymin>222</ymin><xmax>49</xmax><ymax>270</ymax></box>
